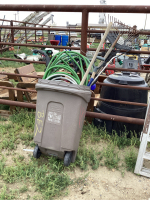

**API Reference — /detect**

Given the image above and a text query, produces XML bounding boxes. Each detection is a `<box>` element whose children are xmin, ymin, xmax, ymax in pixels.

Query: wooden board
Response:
<box><xmin>14</xmin><ymin>64</ymin><xmax>38</xmax><ymax>102</ymax></box>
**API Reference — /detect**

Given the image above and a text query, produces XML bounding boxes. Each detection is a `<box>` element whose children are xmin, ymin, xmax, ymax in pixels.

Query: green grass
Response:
<box><xmin>0</xmin><ymin>46</ymin><xmax>46</xmax><ymax>72</ymax></box>
<box><xmin>0</xmin><ymin>109</ymin><xmax>140</xmax><ymax>199</ymax></box>
<box><xmin>90</xmin><ymin>42</ymin><xmax>99</xmax><ymax>49</ymax></box>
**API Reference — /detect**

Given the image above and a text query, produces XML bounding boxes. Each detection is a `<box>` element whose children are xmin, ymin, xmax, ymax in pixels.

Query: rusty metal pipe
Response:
<box><xmin>0</xmin><ymin>57</ymin><xmax>46</xmax><ymax>64</ymax></box>
<box><xmin>0</xmin><ymin>72</ymin><xmax>43</xmax><ymax>78</ymax></box>
<box><xmin>0</xmin><ymin>84</ymin><xmax>148</xmax><ymax>107</ymax></box>
<box><xmin>0</xmin><ymin>25</ymin><xmax>81</xmax><ymax>32</ymax></box>
<box><xmin>97</xmin><ymin>82</ymin><xmax>150</xmax><ymax>90</ymax></box>
<box><xmin>0</xmin><ymin>18</ymin><xmax>52</xmax><ymax>27</ymax></box>
<box><xmin>85</xmin><ymin>111</ymin><xmax>144</xmax><ymax>125</ymax></box>
<box><xmin>91</xmin><ymin>97</ymin><xmax>147</xmax><ymax>107</ymax></box>
<box><xmin>0</xmin><ymin>99</ymin><xmax>36</xmax><ymax>109</ymax></box>
<box><xmin>0</xmin><ymin>99</ymin><xmax>144</xmax><ymax>125</ymax></box>
<box><xmin>0</xmin><ymin>5</ymin><xmax>150</xmax><ymax>13</ymax></box>
<box><xmin>2</xmin><ymin>25</ymin><xmax>150</xmax><ymax>36</ymax></box>
<box><xmin>103</xmin><ymin>67</ymin><xmax>150</xmax><ymax>73</ymax></box>
<box><xmin>0</xmin><ymin>85</ymin><xmax>37</xmax><ymax>93</ymax></box>
<box><xmin>1</xmin><ymin>42</ymin><xmax>150</xmax><ymax>55</ymax></box>
<box><xmin>141</xmin><ymin>64</ymin><xmax>150</xmax><ymax>67</ymax></box>
<box><xmin>81</xmin><ymin>9</ymin><xmax>88</xmax><ymax>56</ymax></box>
<box><xmin>88</xmin><ymin>48</ymin><xmax>150</xmax><ymax>55</ymax></box>
<box><xmin>0</xmin><ymin>42</ymin><xmax>81</xmax><ymax>50</ymax></box>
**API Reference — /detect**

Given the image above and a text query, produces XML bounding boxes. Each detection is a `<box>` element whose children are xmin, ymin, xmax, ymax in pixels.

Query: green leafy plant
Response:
<box><xmin>125</xmin><ymin>148</ymin><xmax>137</xmax><ymax>172</ymax></box>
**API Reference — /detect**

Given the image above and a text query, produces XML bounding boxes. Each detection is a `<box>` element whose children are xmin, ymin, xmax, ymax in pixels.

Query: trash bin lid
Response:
<box><xmin>36</xmin><ymin>79</ymin><xmax>91</xmax><ymax>103</ymax></box>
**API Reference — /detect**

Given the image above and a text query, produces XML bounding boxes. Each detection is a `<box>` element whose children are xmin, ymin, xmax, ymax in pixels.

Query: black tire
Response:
<box><xmin>33</xmin><ymin>145</ymin><xmax>41</xmax><ymax>159</ymax></box>
<box><xmin>145</xmin><ymin>73</ymin><xmax>150</xmax><ymax>87</ymax></box>
<box><xmin>64</xmin><ymin>151</ymin><xmax>73</xmax><ymax>167</ymax></box>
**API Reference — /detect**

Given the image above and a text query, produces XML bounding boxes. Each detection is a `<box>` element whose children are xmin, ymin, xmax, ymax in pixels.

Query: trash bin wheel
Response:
<box><xmin>64</xmin><ymin>151</ymin><xmax>73</xmax><ymax>167</ymax></box>
<box><xmin>33</xmin><ymin>145</ymin><xmax>41</xmax><ymax>159</ymax></box>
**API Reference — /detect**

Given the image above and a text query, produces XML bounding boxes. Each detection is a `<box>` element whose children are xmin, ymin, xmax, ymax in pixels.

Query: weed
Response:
<box><xmin>0</xmin><ymin>104</ymin><xmax>10</xmax><ymax>111</ymax></box>
<box><xmin>48</xmin><ymin>156</ymin><xmax>64</xmax><ymax>172</ymax></box>
<box><xmin>0</xmin><ymin>185</ymin><xmax>17</xmax><ymax>200</ymax></box>
<box><xmin>0</xmin><ymin>116</ymin><xmax>7</xmax><ymax>121</ymax></box>
<box><xmin>121</xmin><ymin>169</ymin><xmax>125</xmax><ymax>177</ymax></box>
<box><xmin>125</xmin><ymin>147</ymin><xmax>137</xmax><ymax>172</ymax></box>
<box><xmin>73</xmin><ymin>173</ymin><xmax>89</xmax><ymax>185</ymax></box>
<box><xmin>19</xmin><ymin>185</ymin><xmax>28</xmax><ymax>193</ymax></box>
<box><xmin>89</xmin><ymin>149</ymin><xmax>102</xmax><ymax>170</ymax></box>
<box><xmin>0</xmin><ymin>110</ymin><xmax>141</xmax><ymax>199</ymax></box>
<box><xmin>20</xmin><ymin>132</ymin><xmax>33</xmax><ymax>141</ymax></box>
<box><xmin>0</xmin><ymin>157</ymin><xmax>71</xmax><ymax>199</ymax></box>
<box><xmin>13</xmin><ymin>155</ymin><xmax>25</xmax><ymax>163</ymax></box>
<box><xmin>83</xmin><ymin>122</ymin><xmax>140</xmax><ymax>149</ymax></box>
<box><xmin>30</xmin><ymin>141</ymin><xmax>36</xmax><ymax>147</ymax></box>
<box><xmin>103</xmin><ymin>144</ymin><xmax>120</xmax><ymax>170</ymax></box>
<box><xmin>10</xmin><ymin>108</ymin><xmax>35</xmax><ymax>130</ymax></box>
<box><xmin>75</xmin><ymin>147</ymin><xmax>90</xmax><ymax>170</ymax></box>
<box><xmin>33</xmin><ymin>195</ymin><xmax>43</xmax><ymax>200</ymax></box>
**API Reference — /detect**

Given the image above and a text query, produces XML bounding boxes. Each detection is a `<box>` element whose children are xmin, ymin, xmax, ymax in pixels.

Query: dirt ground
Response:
<box><xmin>19</xmin><ymin>148</ymin><xmax>150</xmax><ymax>200</ymax></box>
<box><xmin>2</xmin><ymin>141</ymin><xmax>150</xmax><ymax>200</ymax></box>
<box><xmin>0</xmin><ymin>67</ymin><xmax>16</xmax><ymax>73</ymax></box>
<box><xmin>57</xmin><ymin>167</ymin><xmax>150</xmax><ymax>200</ymax></box>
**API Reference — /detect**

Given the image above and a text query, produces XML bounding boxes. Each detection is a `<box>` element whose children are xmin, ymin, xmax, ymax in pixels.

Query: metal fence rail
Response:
<box><xmin>0</xmin><ymin>4</ymin><xmax>150</xmax><ymax>126</ymax></box>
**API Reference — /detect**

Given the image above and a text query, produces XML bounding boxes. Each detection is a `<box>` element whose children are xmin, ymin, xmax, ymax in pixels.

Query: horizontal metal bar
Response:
<box><xmin>0</xmin><ymin>84</ymin><xmax>147</xmax><ymax>107</ymax></box>
<box><xmin>0</xmin><ymin>73</ymin><xmax>149</xmax><ymax>92</ymax></box>
<box><xmin>0</xmin><ymin>86</ymin><xmax>37</xmax><ymax>93</ymax></box>
<box><xmin>0</xmin><ymin>42</ymin><xmax>81</xmax><ymax>50</ymax></box>
<box><xmin>0</xmin><ymin>99</ymin><xmax>144</xmax><ymax>125</ymax></box>
<box><xmin>0</xmin><ymin>18</ymin><xmax>51</xmax><ymax>27</ymax></box>
<box><xmin>1</xmin><ymin>25</ymin><xmax>150</xmax><ymax>35</ymax></box>
<box><xmin>0</xmin><ymin>57</ymin><xmax>46</xmax><ymax>64</ymax></box>
<box><xmin>0</xmin><ymin>72</ymin><xmax>43</xmax><ymax>78</ymax></box>
<box><xmin>91</xmin><ymin>97</ymin><xmax>147</xmax><ymax>107</ymax></box>
<box><xmin>1</xmin><ymin>25</ymin><xmax>150</xmax><ymax>36</ymax></box>
<box><xmin>104</xmin><ymin>67</ymin><xmax>150</xmax><ymax>73</ymax></box>
<box><xmin>89</xmin><ymin>48</ymin><xmax>150</xmax><ymax>55</ymax></box>
<box><xmin>86</xmin><ymin>111</ymin><xmax>144</xmax><ymax>125</ymax></box>
<box><xmin>0</xmin><ymin>5</ymin><xmax>150</xmax><ymax>13</ymax></box>
<box><xmin>0</xmin><ymin>99</ymin><xmax>36</xmax><ymax>109</ymax></box>
<box><xmin>1</xmin><ymin>42</ymin><xmax>150</xmax><ymax>55</ymax></box>
<box><xmin>0</xmin><ymin>25</ymin><xmax>82</xmax><ymax>32</ymax></box>
<box><xmin>97</xmin><ymin>82</ymin><xmax>150</xmax><ymax>90</ymax></box>
<box><xmin>141</xmin><ymin>65</ymin><xmax>150</xmax><ymax>67</ymax></box>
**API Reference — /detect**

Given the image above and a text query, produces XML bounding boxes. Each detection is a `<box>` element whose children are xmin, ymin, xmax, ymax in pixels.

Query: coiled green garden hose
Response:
<box><xmin>42</xmin><ymin>51</ymin><xmax>91</xmax><ymax>85</ymax></box>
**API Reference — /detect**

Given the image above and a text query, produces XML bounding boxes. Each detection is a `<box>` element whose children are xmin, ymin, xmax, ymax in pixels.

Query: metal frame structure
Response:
<box><xmin>0</xmin><ymin>4</ymin><xmax>150</xmax><ymax>125</ymax></box>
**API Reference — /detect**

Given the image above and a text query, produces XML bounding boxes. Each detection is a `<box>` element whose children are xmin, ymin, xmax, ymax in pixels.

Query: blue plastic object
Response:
<box><xmin>87</xmin><ymin>78</ymin><xmax>94</xmax><ymax>86</ymax></box>
<box><xmin>62</xmin><ymin>35</ymin><xmax>69</xmax><ymax>46</ymax></box>
<box><xmin>55</xmin><ymin>35</ymin><xmax>61</xmax><ymax>45</ymax></box>
<box><xmin>91</xmin><ymin>84</ymin><xmax>96</xmax><ymax>91</ymax></box>
<box><xmin>87</xmin><ymin>78</ymin><xmax>96</xmax><ymax>91</ymax></box>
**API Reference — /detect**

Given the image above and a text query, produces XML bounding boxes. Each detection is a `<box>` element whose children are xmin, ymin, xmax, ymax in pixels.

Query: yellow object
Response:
<box><xmin>126</xmin><ymin>54</ymin><xmax>138</xmax><ymax>60</ymax></box>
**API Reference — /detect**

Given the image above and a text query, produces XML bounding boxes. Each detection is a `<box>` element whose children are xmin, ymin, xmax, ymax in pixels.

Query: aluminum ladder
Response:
<box><xmin>134</xmin><ymin>99</ymin><xmax>150</xmax><ymax>177</ymax></box>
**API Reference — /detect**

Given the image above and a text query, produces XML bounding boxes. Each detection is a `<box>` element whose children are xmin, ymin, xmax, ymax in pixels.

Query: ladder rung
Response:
<box><xmin>141</xmin><ymin>167</ymin><xmax>150</xmax><ymax>174</ymax></box>
<box><xmin>138</xmin><ymin>167</ymin><xmax>150</xmax><ymax>178</ymax></box>
<box><xmin>143</xmin><ymin>152</ymin><xmax>150</xmax><ymax>160</ymax></box>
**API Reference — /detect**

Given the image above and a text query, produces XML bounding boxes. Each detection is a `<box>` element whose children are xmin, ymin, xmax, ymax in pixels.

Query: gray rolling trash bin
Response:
<box><xmin>33</xmin><ymin>79</ymin><xmax>91</xmax><ymax>166</ymax></box>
